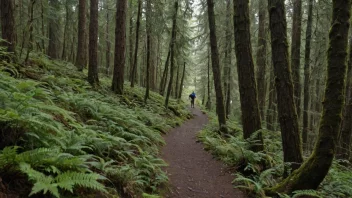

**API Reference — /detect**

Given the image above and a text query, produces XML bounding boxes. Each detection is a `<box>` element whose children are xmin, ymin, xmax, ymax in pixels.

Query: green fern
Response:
<box><xmin>292</xmin><ymin>190</ymin><xmax>322</xmax><ymax>198</ymax></box>
<box><xmin>20</xmin><ymin>162</ymin><xmax>107</xmax><ymax>197</ymax></box>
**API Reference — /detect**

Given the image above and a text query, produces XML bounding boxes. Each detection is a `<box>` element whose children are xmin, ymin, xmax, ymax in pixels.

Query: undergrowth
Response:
<box><xmin>0</xmin><ymin>52</ymin><xmax>191</xmax><ymax>197</ymax></box>
<box><xmin>198</xmin><ymin>111</ymin><xmax>352</xmax><ymax>198</ymax></box>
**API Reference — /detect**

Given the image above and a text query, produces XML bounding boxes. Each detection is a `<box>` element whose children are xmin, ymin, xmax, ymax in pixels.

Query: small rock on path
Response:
<box><xmin>161</xmin><ymin>108</ymin><xmax>246</xmax><ymax>198</ymax></box>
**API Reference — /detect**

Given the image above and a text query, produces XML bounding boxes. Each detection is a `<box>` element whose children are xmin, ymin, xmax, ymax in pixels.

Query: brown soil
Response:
<box><xmin>161</xmin><ymin>108</ymin><xmax>246</xmax><ymax>198</ymax></box>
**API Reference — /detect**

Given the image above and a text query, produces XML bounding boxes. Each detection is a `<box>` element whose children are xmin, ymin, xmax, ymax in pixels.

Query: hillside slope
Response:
<box><xmin>0</xmin><ymin>53</ymin><xmax>191</xmax><ymax>198</ymax></box>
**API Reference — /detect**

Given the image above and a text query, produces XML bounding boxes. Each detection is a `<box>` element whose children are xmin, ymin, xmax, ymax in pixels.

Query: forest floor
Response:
<box><xmin>161</xmin><ymin>107</ymin><xmax>245</xmax><ymax>198</ymax></box>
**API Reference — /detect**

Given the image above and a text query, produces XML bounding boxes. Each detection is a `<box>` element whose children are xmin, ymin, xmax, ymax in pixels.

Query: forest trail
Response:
<box><xmin>161</xmin><ymin>108</ymin><xmax>245</xmax><ymax>198</ymax></box>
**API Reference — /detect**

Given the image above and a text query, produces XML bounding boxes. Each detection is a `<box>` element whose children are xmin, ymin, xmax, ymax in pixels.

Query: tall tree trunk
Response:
<box><xmin>105</xmin><ymin>0</ymin><xmax>111</xmax><ymax>75</ymax></box>
<box><xmin>165</xmin><ymin>1</ymin><xmax>179</xmax><ymax>108</ymax></box>
<box><xmin>175</xmin><ymin>63</ymin><xmax>180</xmax><ymax>98</ymax></box>
<box><xmin>207</xmin><ymin>0</ymin><xmax>226</xmax><ymax>130</ymax></box>
<box><xmin>225</xmin><ymin>74</ymin><xmax>231</xmax><ymax>117</ymax></box>
<box><xmin>266</xmin><ymin>66</ymin><xmax>276</xmax><ymax>131</ymax></box>
<box><xmin>0</xmin><ymin>0</ymin><xmax>16</xmax><ymax>59</ymax></box>
<box><xmin>224</xmin><ymin>0</ymin><xmax>232</xmax><ymax>118</ymax></box>
<box><xmin>202</xmin><ymin>78</ymin><xmax>206</xmax><ymax>105</ymax></box>
<box><xmin>47</xmin><ymin>0</ymin><xmax>60</xmax><ymax>59</ymax></box>
<box><xmin>128</xmin><ymin>0</ymin><xmax>133</xmax><ymax>80</ymax></box>
<box><xmin>75</xmin><ymin>0</ymin><xmax>87</xmax><ymax>71</ymax></box>
<box><xmin>62</xmin><ymin>1</ymin><xmax>70</xmax><ymax>60</ymax></box>
<box><xmin>25</xmin><ymin>0</ymin><xmax>36</xmax><ymax>64</ymax></box>
<box><xmin>256</xmin><ymin>0</ymin><xmax>267</xmax><ymax>120</ymax></box>
<box><xmin>268</xmin><ymin>0</ymin><xmax>303</xmax><ymax>173</ymax></box>
<box><xmin>88</xmin><ymin>0</ymin><xmax>99</xmax><ymax>85</ymax></box>
<box><xmin>41</xmin><ymin>0</ymin><xmax>45</xmax><ymax>53</ymax></box>
<box><xmin>150</xmin><ymin>36</ymin><xmax>156</xmax><ymax>91</ymax></box>
<box><xmin>112</xmin><ymin>0</ymin><xmax>127</xmax><ymax>94</ymax></box>
<box><xmin>144</xmin><ymin>0</ymin><xmax>152</xmax><ymax>103</ymax></box>
<box><xmin>178</xmin><ymin>62</ymin><xmax>186</xmax><ymax>99</ymax></box>
<box><xmin>159</xmin><ymin>48</ymin><xmax>171</xmax><ymax>95</ymax></box>
<box><xmin>302</xmin><ymin>0</ymin><xmax>314</xmax><ymax>151</ymax></box>
<box><xmin>336</xmin><ymin>37</ymin><xmax>352</xmax><ymax>160</ymax></box>
<box><xmin>206</xmin><ymin>45</ymin><xmax>212</xmax><ymax>110</ymax></box>
<box><xmin>291</xmin><ymin>0</ymin><xmax>302</xmax><ymax>118</ymax></box>
<box><xmin>130</xmin><ymin>0</ymin><xmax>141</xmax><ymax>88</ymax></box>
<box><xmin>233</xmin><ymin>0</ymin><xmax>263</xmax><ymax>150</ymax></box>
<box><xmin>266</xmin><ymin>0</ymin><xmax>351</xmax><ymax>194</ymax></box>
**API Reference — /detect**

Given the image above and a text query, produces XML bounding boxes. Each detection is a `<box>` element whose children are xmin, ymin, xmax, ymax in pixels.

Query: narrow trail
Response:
<box><xmin>161</xmin><ymin>108</ymin><xmax>245</xmax><ymax>198</ymax></box>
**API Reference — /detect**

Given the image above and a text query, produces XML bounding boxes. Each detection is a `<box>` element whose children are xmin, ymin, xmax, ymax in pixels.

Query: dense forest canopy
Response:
<box><xmin>0</xmin><ymin>0</ymin><xmax>352</xmax><ymax>197</ymax></box>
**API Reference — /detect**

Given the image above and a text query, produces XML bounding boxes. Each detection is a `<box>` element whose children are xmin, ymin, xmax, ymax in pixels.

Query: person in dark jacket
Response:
<box><xmin>189</xmin><ymin>91</ymin><xmax>196</xmax><ymax>108</ymax></box>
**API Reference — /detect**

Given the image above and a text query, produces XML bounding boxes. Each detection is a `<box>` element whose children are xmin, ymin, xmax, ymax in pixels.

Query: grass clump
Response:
<box><xmin>0</xmin><ymin>52</ymin><xmax>191</xmax><ymax>197</ymax></box>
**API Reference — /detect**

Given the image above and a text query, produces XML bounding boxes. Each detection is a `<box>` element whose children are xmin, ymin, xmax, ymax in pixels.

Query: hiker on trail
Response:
<box><xmin>189</xmin><ymin>91</ymin><xmax>196</xmax><ymax>108</ymax></box>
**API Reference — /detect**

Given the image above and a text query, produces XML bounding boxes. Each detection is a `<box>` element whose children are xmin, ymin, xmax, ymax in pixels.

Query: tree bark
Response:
<box><xmin>24</xmin><ymin>0</ymin><xmax>36</xmax><ymax>64</ymax></box>
<box><xmin>165</xmin><ymin>1</ymin><xmax>179</xmax><ymax>108</ymax></box>
<box><xmin>175</xmin><ymin>63</ymin><xmax>180</xmax><ymax>98</ymax></box>
<box><xmin>206</xmin><ymin>45</ymin><xmax>212</xmax><ymax>110</ymax></box>
<box><xmin>178</xmin><ymin>62</ymin><xmax>186</xmax><ymax>99</ymax></box>
<box><xmin>159</xmin><ymin>48</ymin><xmax>171</xmax><ymax>95</ymax></box>
<box><xmin>233</xmin><ymin>0</ymin><xmax>263</xmax><ymax>150</ymax></box>
<box><xmin>0</xmin><ymin>0</ymin><xmax>16</xmax><ymax>58</ymax></box>
<box><xmin>105</xmin><ymin>0</ymin><xmax>111</xmax><ymax>75</ymax></box>
<box><xmin>291</xmin><ymin>0</ymin><xmax>302</xmax><ymax>118</ymax></box>
<box><xmin>112</xmin><ymin>0</ymin><xmax>127</xmax><ymax>94</ymax></box>
<box><xmin>336</xmin><ymin>36</ymin><xmax>352</xmax><ymax>160</ymax></box>
<box><xmin>266</xmin><ymin>0</ymin><xmax>351</xmax><ymax>194</ymax></box>
<box><xmin>224</xmin><ymin>0</ymin><xmax>232</xmax><ymax>118</ymax></box>
<box><xmin>75</xmin><ymin>0</ymin><xmax>87</xmax><ymax>71</ymax></box>
<box><xmin>144</xmin><ymin>0</ymin><xmax>152</xmax><ymax>103</ymax></box>
<box><xmin>256</xmin><ymin>0</ymin><xmax>267</xmax><ymax>121</ymax></box>
<box><xmin>87</xmin><ymin>0</ymin><xmax>99</xmax><ymax>85</ymax></box>
<box><xmin>268</xmin><ymin>0</ymin><xmax>303</xmax><ymax>172</ymax></box>
<box><xmin>62</xmin><ymin>1</ymin><xmax>70</xmax><ymax>60</ymax></box>
<box><xmin>47</xmin><ymin>0</ymin><xmax>60</xmax><ymax>59</ymax></box>
<box><xmin>207</xmin><ymin>0</ymin><xmax>226</xmax><ymax>130</ymax></box>
<box><xmin>130</xmin><ymin>0</ymin><xmax>142</xmax><ymax>88</ymax></box>
<box><xmin>302</xmin><ymin>0</ymin><xmax>314</xmax><ymax>151</ymax></box>
<box><xmin>128</xmin><ymin>0</ymin><xmax>133</xmax><ymax>80</ymax></box>
<box><xmin>266</xmin><ymin>66</ymin><xmax>277</xmax><ymax>131</ymax></box>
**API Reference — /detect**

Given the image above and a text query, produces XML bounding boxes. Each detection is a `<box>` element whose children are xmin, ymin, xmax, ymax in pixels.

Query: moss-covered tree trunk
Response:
<box><xmin>165</xmin><ymin>1</ymin><xmax>178</xmax><ymax>108</ymax></box>
<box><xmin>175</xmin><ymin>63</ymin><xmax>180</xmax><ymax>98</ymax></box>
<box><xmin>105</xmin><ymin>1</ymin><xmax>111</xmax><ymax>75</ymax></box>
<box><xmin>144</xmin><ymin>0</ymin><xmax>152</xmax><ymax>103</ymax></box>
<box><xmin>233</xmin><ymin>0</ymin><xmax>263</xmax><ymax>150</ymax></box>
<box><xmin>206</xmin><ymin>46</ymin><xmax>212</xmax><ymax>110</ymax></box>
<box><xmin>128</xmin><ymin>0</ymin><xmax>133</xmax><ymax>79</ymax></box>
<box><xmin>266</xmin><ymin>0</ymin><xmax>351</xmax><ymax>194</ymax></box>
<box><xmin>337</xmin><ymin>36</ymin><xmax>352</xmax><ymax>160</ymax></box>
<box><xmin>302</xmin><ymin>0</ymin><xmax>314</xmax><ymax>151</ymax></box>
<box><xmin>291</xmin><ymin>0</ymin><xmax>302</xmax><ymax>118</ymax></box>
<box><xmin>256</xmin><ymin>0</ymin><xmax>267</xmax><ymax>121</ymax></box>
<box><xmin>130</xmin><ymin>0</ymin><xmax>141</xmax><ymax>88</ymax></box>
<box><xmin>266</xmin><ymin>66</ymin><xmax>277</xmax><ymax>131</ymax></box>
<box><xmin>159</xmin><ymin>48</ymin><xmax>170</xmax><ymax>95</ymax></box>
<box><xmin>207</xmin><ymin>0</ymin><xmax>226</xmax><ymax>130</ymax></box>
<box><xmin>24</xmin><ymin>0</ymin><xmax>36</xmax><ymax>64</ymax></box>
<box><xmin>178</xmin><ymin>62</ymin><xmax>186</xmax><ymax>99</ymax></box>
<box><xmin>75</xmin><ymin>0</ymin><xmax>87</xmax><ymax>71</ymax></box>
<box><xmin>88</xmin><ymin>0</ymin><xmax>99</xmax><ymax>86</ymax></box>
<box><xmin>0</xmin><ymin>0</ymin><xmax>16</xmax><ymax>58</ymax></box>
<box><xmin>47</xmin><ymin>0</ymin><xmax>60</xmax><ymax>59</ymax></box>
<box><xmin>223</xmin><ymin>0</ymin><xmax>232</xmax><ymax>118</ymax></box>
<box><xmin>268</xmin><ymin>0</ymin><xmax>303</xmax><ymax>172</ymax></box>
<box><xmin>112</xmin><ymin>0</ymin><xmax>127</xmax><ymax>94</ymax></box>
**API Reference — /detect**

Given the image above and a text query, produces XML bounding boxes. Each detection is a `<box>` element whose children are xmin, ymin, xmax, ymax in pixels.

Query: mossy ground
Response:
<box><xmin>0</xmin><ymin>52</ymin><xmax>191</xmax><ymax>198</ymax></box>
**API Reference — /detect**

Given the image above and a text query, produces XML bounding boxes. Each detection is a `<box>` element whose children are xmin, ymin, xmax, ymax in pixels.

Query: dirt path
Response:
<box><xmin>161</xmin><ymin>108</ymin><xmax>245</xmax><ymax>198</ymax></box>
